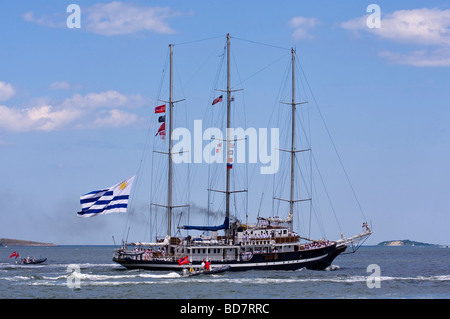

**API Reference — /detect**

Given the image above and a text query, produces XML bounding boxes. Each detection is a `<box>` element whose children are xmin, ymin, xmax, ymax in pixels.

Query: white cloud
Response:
<box><xmin>22</xmin><ymin>11</ymin><xmax>65</xmax><ymax>28</ymax></box>
<box><xmin>380</xmin><ymin>48</ymin><xmax>450</xmax><ymax>67</ymax></box>
<box><xmin>0</xmin><ymin>81</ymin><xmax>16</xmax><ymax>101</ymax></box>
<box><xmin>0</xmin><ymin>105</ymin><xmax>83</xmax><ymax>133</ymax></box>
<box><xmin>341</xmin><ymin>8</ymin><xmax>450</xmax><ymax>67</ymax></box>
<box><xmin>289</xmin><ymin>17</ymin><xmax>319</xmax><ymax>39</ymax></box>
<box><xmin>23</xmin><ymin>1</ymin><xmax>183</xmax><ymax>36</ymax></box>
<box><xmin>61</xmin><ymin>90</ymin><xmax>145</xmax><ymax>109</ymax></box>
<box><xmin>0</xmin><ymin>90</ymin><xmax>147</xmax><ymax>133</ymax></box>
<box><xmin>93</xmin><ymin>109</ymin><xmax>139</xmax><ymax>128</ymax></box>
<box><xmin>342</xmin><ymin>8</ymin><xmax>450</xmax><ymax>46</ymax></box>
<box><xmin>85</xmin><ymin>2</ymin><xmax>181</xmax><ymax>36</ymax></box>
<box><xmin>49</xmin><ymin>81</ymin><xmax>72</xmax><ymax>90</ymax></box>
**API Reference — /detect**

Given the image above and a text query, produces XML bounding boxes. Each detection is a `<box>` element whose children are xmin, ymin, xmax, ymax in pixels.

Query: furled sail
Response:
<box><xmin>178</xmin><ymin>217</ymin><xmax>229</xmax><ymax>231</ymax></box>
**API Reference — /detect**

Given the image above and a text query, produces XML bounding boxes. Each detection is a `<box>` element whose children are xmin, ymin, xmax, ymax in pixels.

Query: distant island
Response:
<box><xmin>378</xmin><ymin>239</ymin><xmax>436</xmax><ymax>247</ymax></box>
<box><xmin>0</xmin><ymin>238</ymin><xmax>56</xmax><ymax>247</ymax></box>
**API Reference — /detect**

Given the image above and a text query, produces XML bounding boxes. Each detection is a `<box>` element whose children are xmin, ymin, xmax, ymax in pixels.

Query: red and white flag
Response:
<box><xmin>178</xmin><ymin>256</ymin><xmax>189</xmax><ymax>265</ymax></box>
<box><xmin>9</xmin><ymin>251</ymin><xmax>19</xmax><ymax>259</ymax></box>
<box><xmin>212</xmin><ymin>95</ymin><xmax>223</xmax><ymax>105</ymax></box>
<box><xmin>155</xmin><ymin>122</ymin><xmax>166</xmax><ymax>139</ymax></box>
<box><xmin>155</xmin><ymin>104</ymin><xmax>166</xmax><ymax>113</ymax></box>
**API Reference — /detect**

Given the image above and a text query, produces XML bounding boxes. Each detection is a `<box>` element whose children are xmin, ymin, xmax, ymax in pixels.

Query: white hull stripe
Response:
<box><xmin>227</xmin><ymin>254</ymin><xmax>327</xmax><ymax>269</ymax></box>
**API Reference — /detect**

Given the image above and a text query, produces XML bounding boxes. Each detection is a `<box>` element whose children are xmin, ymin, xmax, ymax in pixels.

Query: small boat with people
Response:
<box><xmin>9</xmin><ymin>251</ymin><xmax>46</xmax><ymax>265</ymax></box>
<box><xmin>16</xmin><ymin>257</ymin><xmax>47</xmax><ymax>265</ymax></box>
<box><xmin>182</xmin><ymin>260</ymin><xmax>231</xmax><ymax>277</ymax></box>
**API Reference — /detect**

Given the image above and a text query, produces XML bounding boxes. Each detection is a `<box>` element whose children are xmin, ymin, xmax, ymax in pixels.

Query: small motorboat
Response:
<box><xmin>183</xmin><ymin>265</ymin><xmax>231</xmax><ymax>277</ymax></box>
<box><xmin>16</xmin><ymin>257</ymin><xmax>47</xmax><ymax>265</ymax></box>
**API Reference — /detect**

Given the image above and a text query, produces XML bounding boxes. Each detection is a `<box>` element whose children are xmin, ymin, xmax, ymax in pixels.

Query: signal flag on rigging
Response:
<box><xmin>155</xmin><ymin>104</ymin><xmax>166</xmax><ymax>113</ymax></box>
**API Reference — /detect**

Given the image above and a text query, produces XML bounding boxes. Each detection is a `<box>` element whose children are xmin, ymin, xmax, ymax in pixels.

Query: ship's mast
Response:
<box><xmin>167</xmin><ymin>44</ymin><xmax>174</xmax><ymax>237</ymax></box>
<box><xmin>289</xmin><ymin>48</ymin><xmax>296</xmax><ymax>232</ymax></box>
<box><xmin>176</xmin><ymin>34</ymin><xmax>242</xmax><ymax>240</ymax></box>
<box><xmin>160</xmin><ymin>44</ymin><xmax>186</xmax><ymax>238</ymax></box>
<box><xmin>201</xmin><ymin>34</ymin><xmax>245</xmax><ymax>239</ymax></box>
<box><xmin>273</xmin><ymin>48</ymin><xmax>309</xmax><ymax>232</ymax></box>
<box><xmin>225</xmin><ymin>34</ymin><xmax>231</xmax><ymax>238</ymax></box>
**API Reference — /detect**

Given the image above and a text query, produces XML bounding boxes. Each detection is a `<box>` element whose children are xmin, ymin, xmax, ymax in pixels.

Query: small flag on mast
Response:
<box><xmin>78</xmin><ymin>176</ymin><xmax>135</xmax><ymax>218</ymax></box>
<box><xmin>156</xmin><ymin>122</ymin><xmax>165</xmax><ymax>137</ymax></box>
<box><xmin>155</xmin><ymin>104</ymin><xmax>166</xmax><ymax>113</ymax></box>
<box><xmin>9</xmin><ymin>251</ymin><xmax>19</xmax><ymax>259</ymax></box>
<box><xmin>212</xmin><ymin>95</ymin><xmax>223</xmax><ymax>105</ymax></box>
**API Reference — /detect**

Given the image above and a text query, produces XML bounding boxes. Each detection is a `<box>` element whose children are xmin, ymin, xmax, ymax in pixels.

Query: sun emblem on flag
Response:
<box><xmin>119</xmin><ymin>180</ymin><xmax>128</xmax><ymax>190</ymax></box>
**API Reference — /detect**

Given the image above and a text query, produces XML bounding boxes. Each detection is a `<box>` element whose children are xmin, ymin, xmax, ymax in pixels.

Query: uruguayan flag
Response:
<box><xmin>78</xmin><ymin>175</ymin><xmax>135</xmax><ymax>218</ymax></box>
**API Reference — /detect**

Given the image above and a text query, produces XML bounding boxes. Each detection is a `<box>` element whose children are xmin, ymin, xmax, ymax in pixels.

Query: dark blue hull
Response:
<box><xmin>113</xmin><ymin>243</ymin><xmax>346</xmax><ymax>271</ymax></box>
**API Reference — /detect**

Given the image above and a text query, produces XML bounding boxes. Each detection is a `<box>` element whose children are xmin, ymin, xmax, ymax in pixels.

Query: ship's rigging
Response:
<box><xmin>113</xmin><ymin>34</ymin><xmax>371</xmax><ymax>271</ymax></box>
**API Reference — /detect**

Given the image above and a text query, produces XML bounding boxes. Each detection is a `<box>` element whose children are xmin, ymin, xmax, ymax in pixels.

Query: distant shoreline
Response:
<box><xmin>0</xmin><ymin>238</ymin><xmax>56</xmax><ymax>247</ymax></box>
<box><xmin>377</xmin><ymin>239</ymin><xmax>441</xmax><ymax>247</ymax></box>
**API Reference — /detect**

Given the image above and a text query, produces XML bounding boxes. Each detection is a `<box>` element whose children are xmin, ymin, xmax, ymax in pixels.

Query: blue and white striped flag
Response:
<box><xmin>78</xmin><ymin>175</ymin><xmax>135</xmax><ymax>218</ymax></box>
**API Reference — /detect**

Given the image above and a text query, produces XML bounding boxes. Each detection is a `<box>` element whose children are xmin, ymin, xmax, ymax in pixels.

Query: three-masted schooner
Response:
<box><xmin>113</xmin><ymin>34</ymin><xmax>371</xmax><ymax>271</ymax></box>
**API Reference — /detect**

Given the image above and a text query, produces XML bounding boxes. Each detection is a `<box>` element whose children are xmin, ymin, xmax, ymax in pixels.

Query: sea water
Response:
<box><xmin>0</xmin><ymin>245</ymin><xmax>448</xmax><ymax>299</ymax></box>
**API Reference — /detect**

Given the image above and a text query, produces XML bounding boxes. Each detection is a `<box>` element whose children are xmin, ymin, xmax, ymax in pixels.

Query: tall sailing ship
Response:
<box><xmin>112</xmin><ymin>34</ymin><xmax>372</xmax><ymax>271</ymax></box>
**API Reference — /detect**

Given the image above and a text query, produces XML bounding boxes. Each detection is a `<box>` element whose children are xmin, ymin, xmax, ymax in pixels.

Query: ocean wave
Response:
<box><xmin>0</xmin><ymin>263</ymin><xmax>46</xmax><ymax>270</ymax></box>
<box><xmin>75</xmin><ymin>263</ymin><xmax>123</xmax><ymax>269</ymax></box>
<box><xmin>165</xmin><ymin>274</ymin><xmax>450</xmax><ymax>285</ymax></box>
<box><xmin>3</xmin><ymin>269</ymin><xmax>449</xmax><ymax>289</ymax></box>
<box><xmin>1</xmin><ymin>275</ymin><xmax>32</xmax><ymax>281</ymax></box>
<box><xmin>325</xmin><ymin>265</ymin><xmax>340</xmax><ymax>271</ymax></box>
<box><xmin>74</xmin><ymin>272</ymin><xmax>181</xmax><ymax>281</ymax></box>
<box><xmin>0</xmin><ymin>262</ymin><xmax>121</xmax><ymax>269</ymax></box>
<box><xmin>416</xmin><ymin>275</ymin><xmax>450</xmax><ymax>281</ymax></box>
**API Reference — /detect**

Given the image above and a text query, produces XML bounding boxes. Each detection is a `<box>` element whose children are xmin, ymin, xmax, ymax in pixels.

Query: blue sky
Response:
<box><xmin>1</xmin><ymin>1</ymin><xmax>449</xmax><ymax>245</ymax></box>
